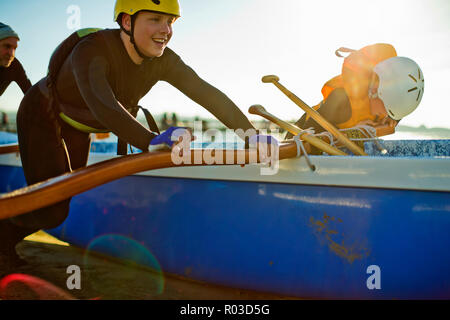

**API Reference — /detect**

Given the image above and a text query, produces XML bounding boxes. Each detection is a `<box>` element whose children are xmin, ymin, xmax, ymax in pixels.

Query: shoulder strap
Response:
<box><xmin>139</xmin><ymin>106</ymin><xmax>160</xmax><ymax>134</ymax></box>
<box><xmin>335</xmin><ymin>47</ymin><xmax>356</xmax><ymax>58</ymax></box>
<box><xmin>47</xmin><ymin>28</ymin><xmax>103</xmax><ymax>86</ymax></box>
<box><xmin>43</xmin><ymin>28</ymin><xmax>103</xmax><ymax>144</ymax></box>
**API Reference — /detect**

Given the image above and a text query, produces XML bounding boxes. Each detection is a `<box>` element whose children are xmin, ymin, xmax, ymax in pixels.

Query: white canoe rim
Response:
<box><xmin>1</xmin><ymin>141</ymin><xmax>449</xmax><ymax>193</ymax></box>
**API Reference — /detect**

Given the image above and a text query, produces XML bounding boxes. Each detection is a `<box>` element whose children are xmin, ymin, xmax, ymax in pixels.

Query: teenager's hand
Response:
<box><xmin>357</xmin><ymin>118</ymin><xmax>398</xmax><ymax>137</ymax></box>
<box><xmin>150</xmin><ymin>127</ymin><xmax>193</xmax><ymax>148</ymax></box>
<box><xmin>249</xmin><ymin>134</ymin><xmax>279</xmax><ymax>146</ymax></box>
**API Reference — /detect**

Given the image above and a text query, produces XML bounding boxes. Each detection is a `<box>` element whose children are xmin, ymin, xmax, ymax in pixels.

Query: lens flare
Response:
<box><xmin>83</xmin><ymin>234</ymin><xmax>164</xmax><ymax>299</ymax></box>
<box><xmin>0</xmin><ymin>274</ymin><xmax>75</xmax><ymax>300</ymax></box>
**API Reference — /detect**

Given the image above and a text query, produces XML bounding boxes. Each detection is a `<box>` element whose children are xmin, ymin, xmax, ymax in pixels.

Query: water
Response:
<box><xmin>385</xmin><ymin>126</ymin><xmax>450</xmax><ymax>140</ymax></box>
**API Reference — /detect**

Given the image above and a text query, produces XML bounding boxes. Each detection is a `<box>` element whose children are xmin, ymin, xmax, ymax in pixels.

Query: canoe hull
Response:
<box><xmin>1</xmin><ymin>134</ymin><xmax>449</xmax><ymax>299</ymax></box>
<box><xmin>2</xmin><ymin>164</ymin><xmax>448</xmax><ymax>299</ymax></box>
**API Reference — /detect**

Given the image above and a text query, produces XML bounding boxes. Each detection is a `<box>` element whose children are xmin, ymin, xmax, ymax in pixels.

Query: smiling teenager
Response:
<box><xmin>0</xmin><ymin>0</ymin><xmax>273</xmax><ymax>269</ymax></box>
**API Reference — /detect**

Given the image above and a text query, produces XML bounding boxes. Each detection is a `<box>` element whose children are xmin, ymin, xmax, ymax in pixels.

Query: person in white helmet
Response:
<box><xmin>287</xmin><ymin>44</ymin><xmax>424</xmax><ymax>139</ymax></box>
<box><xmin>370</xmin><ymin>56</ymin><xmax>424</xmax><ymax>122</ymax></box>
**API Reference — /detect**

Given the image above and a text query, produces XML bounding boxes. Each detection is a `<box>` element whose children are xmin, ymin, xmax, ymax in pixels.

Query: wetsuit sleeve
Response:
<box><xmin>0</xmin><ymin>77</ymin><xmax>11</xmax><ymax>96</ymax></box>
<box><xmin>286</xmin><ymin>88</ymin><xmax>351</xmax><ymax>139</ymax></box>
<box><xmin>12</xmin><ymin>59</ymin><xmax>32</xmax><ymax>94</ymax></box>
<box><xmin>0</xmin><ymin>59</ymin><xmax>31</xmax><ymax>95</ymax></box>
<box><xmin>71</xmin><ymin>42</ymin><xmax>156</xmax><ymax>151</ymax></box>
<box><xmin>160</xmin><ymin>52</ymin><xmax>255</xmax><ymax>137</ymax></box>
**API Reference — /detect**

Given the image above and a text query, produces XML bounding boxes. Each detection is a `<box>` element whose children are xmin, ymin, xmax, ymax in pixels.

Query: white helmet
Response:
<box><xmin>373</xmin><ymin>56</ymin><xmax>424</xmax><ymax>120</ymax></box>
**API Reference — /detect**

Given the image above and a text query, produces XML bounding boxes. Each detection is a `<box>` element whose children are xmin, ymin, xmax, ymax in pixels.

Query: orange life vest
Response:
<box><xmin>318</xmin><ymin>44</ymin><xmax>397</xmax><ymax>129</ymax></box>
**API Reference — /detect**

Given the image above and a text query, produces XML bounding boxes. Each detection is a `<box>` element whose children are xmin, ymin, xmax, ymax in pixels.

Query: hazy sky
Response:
<box><xmin>1</xmin><ymin>0</ymin><xmax>449</xmax><ymax>128</ymax></box>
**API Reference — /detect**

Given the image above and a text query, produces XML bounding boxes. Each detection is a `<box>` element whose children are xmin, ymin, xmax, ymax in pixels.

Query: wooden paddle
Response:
<box><xmin>0</xmin><ymin>143</ymin><xmax>19</xmax><ymax>155</ymax></box>
<box><xmin>0</xmin><ymin>143</ymin><xmax>299</xmax><ymax>219</ymax></box>
<box><xmin>249</xmin><ymin>104</ymin><xmax>347</xmax><ymax>156</ymax></box>
<box><xmin>261</xmin><ymin>75</ymin><xmax>367</xmax><ymax>156</ymax></box>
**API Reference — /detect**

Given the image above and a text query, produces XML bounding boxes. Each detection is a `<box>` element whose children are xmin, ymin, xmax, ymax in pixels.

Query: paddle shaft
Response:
<box><xmin>0</xmin><ymin>144</ymin><xmax>299</xmax><ymax>219</ymax></box>
<box><xmin>249</xmin><ymin>105</ymin><xmax>347</xmax><ymax>156</ymax></box>
<box><xmin>267</xmin><ymin>79</ymin><xmax>367</xmax><ymax>156</ymax></box>
<box><xmin>0</xmin><ymin>143</ymin><xmax>19</xmax><ymax>155</ymax></box>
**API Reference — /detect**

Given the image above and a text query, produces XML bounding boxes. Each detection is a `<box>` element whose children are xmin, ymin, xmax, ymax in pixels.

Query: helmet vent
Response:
<box><xmin>416</xmin><ymin>89</ymin><xmax>422</xmax><ymax>102</ymax></box>
<box><xmin>408</xmin><ymin>74</ymin><xmax>417</xmax><ymax>82</ymax></box>
<box><xmin>152</xmin><ymin>0</ymin><xmax>161</xmax><ymax>4</ymax></box>
<box><xmin>408</xmin><ymin>71</ymin><xmax>423</xmax><ymax>101</ymax></box>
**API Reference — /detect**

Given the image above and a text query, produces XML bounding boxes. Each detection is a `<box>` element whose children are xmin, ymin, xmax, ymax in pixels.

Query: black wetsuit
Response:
<box><xmin>2</xmin><ymin>29</ymin><xmax>255</xmax><ymax>253</ymax></box>
<box><xmin>0</xmin><ymin>58</ymin><xmax>32</xmax><ymax>96</ymax></box>
<box><xmin>55</xmin><ymin>29</ymin><xmax>254</xmax><ymax>150</ymax></box>
<box><xmin>0</xmin><ymin>58</ymin><xmax>32</xmax><ymax>260</ymax></box>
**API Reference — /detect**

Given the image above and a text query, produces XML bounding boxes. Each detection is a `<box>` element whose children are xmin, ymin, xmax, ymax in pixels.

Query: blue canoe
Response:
<box><xmin>1</xmin><ymin>131</ymin><xmax>449</xmax><ymax>299</ymax></box>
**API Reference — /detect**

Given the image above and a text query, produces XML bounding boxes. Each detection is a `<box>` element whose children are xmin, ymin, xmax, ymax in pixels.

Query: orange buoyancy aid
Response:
<box><xmin>320</xmin><ymin>43</ymin><xmax>397</xmax><ymax>129</ymax></box>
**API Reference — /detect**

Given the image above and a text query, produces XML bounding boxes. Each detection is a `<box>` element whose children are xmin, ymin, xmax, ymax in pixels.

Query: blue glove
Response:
<box><xmin>249</xmin><ymin>134</ymin><xmax>279</xmax><ymax>146</ymax></box>
<box><xmin>150</xmin><ymin>127</ymin><xmax>190</xmax><ymax>147</ymax></box>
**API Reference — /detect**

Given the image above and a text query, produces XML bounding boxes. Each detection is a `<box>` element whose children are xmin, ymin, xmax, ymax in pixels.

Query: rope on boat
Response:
<box><xmin>340</xmin><ymin>125</ymin><xmax>388</xmax><ymax>155</ymax></box>
<box><xmin>283</xmin><ymin>124</ymin><xmax>388</xmax><ymax>155</ymax></box>
<box><xmin>294</xmin><ymin>134</ymin><xmax>316</xmax><ymax>171</ymax></box>
<box><xmin>313</xmin><ymin>125</ymin><xmax>387</xmax><ymax>155</ymax></box>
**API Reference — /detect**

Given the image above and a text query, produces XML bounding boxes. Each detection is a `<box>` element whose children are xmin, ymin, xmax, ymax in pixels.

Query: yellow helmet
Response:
<box><xmin>114</xmin><ymin>0</ymin><xmax>181</xmax><ymax>21</ymax></box>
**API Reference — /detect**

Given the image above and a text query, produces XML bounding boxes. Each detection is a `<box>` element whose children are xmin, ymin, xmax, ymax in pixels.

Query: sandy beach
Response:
<box><xmin>0</xmin><ymin>231</ymin><xmax>296</xmax><ymax>300</ymax></box>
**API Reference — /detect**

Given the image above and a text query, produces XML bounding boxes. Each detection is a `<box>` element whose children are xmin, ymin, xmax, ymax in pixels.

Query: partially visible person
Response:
<box><xmin>287</xmin><ymin>44</ymin><xmax>424</xmax><ymax>139</ymax></box>
<box><xmin>0</xmin><ymin>23</ymin><xmax>33</xmax><ymax>268</ymax></box>
<box><xmin>0</xmin><ymin>23</ymin><xmax>32</xmax><ymax>98</ymax></box>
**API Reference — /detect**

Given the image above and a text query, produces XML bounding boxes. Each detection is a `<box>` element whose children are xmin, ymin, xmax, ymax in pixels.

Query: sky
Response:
<box><xmin>1</xmin><ymin>0</ymin><xmax>449</xmax><ymax>128</ymax></box>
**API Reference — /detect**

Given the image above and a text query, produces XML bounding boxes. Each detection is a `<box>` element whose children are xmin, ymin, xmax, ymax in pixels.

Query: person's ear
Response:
<box><xmin>121</xmin><ymin>14</ymin><xmax>132</xmax><ymax>32</ymax></box>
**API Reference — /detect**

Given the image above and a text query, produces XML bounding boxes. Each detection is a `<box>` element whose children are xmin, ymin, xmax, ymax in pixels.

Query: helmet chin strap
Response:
<box><xmin>121</xmin><ymin>14</ymin><xmax>153</xmax><ymax>61</ymax></box>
